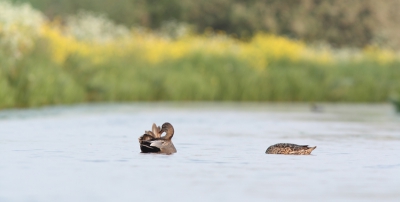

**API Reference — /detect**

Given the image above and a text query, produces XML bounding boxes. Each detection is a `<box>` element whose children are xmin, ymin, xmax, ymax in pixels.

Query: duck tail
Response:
<box><xmin>308</xmin><ymin>146</ymin><xmax>317</xmax><ymax>152</ymax></box>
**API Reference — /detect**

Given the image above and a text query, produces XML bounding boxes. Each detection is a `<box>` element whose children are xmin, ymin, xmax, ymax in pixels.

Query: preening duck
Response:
<box><xmin>138</xmin><ymin>122</ymin><xmax>177</xmax><ymax>154</ymax></box>
<box><xmin>265</xmin><ymin>143</ymin><xmax>316</xmax><ymax>155</ymax></box>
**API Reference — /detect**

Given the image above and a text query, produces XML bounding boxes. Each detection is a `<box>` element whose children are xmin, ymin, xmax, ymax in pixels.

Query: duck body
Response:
<box><xmin>139</xmin><ymin>137</ymin><xmax>177</xmax><ymax>154</ymax></box>
<box><xmin>266</xmin><ymin>143</ymin><xmax>316</xmax><ymax>155</ymax></box>
<box><xmin>138</xmin><ymin>122</ymin><xmax>177</xmax><ymax>154</ymax></box>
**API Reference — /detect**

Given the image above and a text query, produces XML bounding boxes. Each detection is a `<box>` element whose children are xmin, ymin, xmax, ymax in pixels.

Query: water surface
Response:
<box><xmin>0</xmin><ymin>103</ymin><xmax>399</xmax><ymax>202</ymax></box>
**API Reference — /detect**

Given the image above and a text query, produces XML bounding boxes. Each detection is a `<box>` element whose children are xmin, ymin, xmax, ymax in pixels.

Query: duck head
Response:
<box><xmin>159</xmin><ymin>122</ymin><xmax>174</xmax><ymax>140</ymax></box>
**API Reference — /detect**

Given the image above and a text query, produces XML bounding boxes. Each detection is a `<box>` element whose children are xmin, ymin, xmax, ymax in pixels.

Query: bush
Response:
<box><xmin>11</xmin><ymin>0</ymin><xmax>400</xmax><ymax>49</ymax></box>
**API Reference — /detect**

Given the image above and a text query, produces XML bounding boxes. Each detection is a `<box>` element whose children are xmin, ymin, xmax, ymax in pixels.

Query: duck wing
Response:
<box><xmin>140</xmin><ymin>140</ymin><xmax>161</xmax><ymax>153</ymax></box>
<box><xmin>152</xmin><ymin>123</ymin><xmax>161</xmax><ymax>138</ymax></box>
<box><xmin>142</xmin><ymin>129</ymin><xmax>156</xmax><ymax>138</ymax></box>
<box><xmin>138</xmin><ymin>133</ymin><xmax>154</xmax><ymax>144</ymax></box>
<box><xmin>273</xmin><ymin>143</ymin><xmax>308</xmax><ymax>148</ymax></box>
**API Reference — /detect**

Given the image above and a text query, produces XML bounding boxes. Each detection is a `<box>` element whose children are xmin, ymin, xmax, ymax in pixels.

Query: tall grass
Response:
<box><xmin>1</xmin><ymin>1</ymin><xmax>400</xmax><ymax>109</ymax></box>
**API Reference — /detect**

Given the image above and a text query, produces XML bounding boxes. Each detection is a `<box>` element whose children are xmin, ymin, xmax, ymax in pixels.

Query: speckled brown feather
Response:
<box><xmin>265</xmin><ymin>143</ymin><xmax>316</xmax><ymax>155</ymax></box>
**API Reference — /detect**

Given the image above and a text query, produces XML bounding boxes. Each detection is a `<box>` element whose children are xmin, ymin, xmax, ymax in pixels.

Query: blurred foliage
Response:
<box><xmin>1</xmin><ymin>1</ymin><xmax>400</xmax><ymax>109</ymax></box>
<box><xmin>10</xmin><ymin>0</ymin><xmax>400</xmax><ymax>49</ymax></box>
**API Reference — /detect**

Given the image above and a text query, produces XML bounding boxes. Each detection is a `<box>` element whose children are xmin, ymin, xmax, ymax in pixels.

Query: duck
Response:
<box><xmin>310</xmin><ymin>103</ymin><xmax>323</xmax><ymax>113</ymax></box>
<box><xmin>390</xmin><ymin>98</ymin><xmax>400</xmax><ymax>112</ymax></box>
<box><xmin>265</xmin><ymin>143</ymin><xmax>316</xmax><ymax>155</ymax></box>
<box><xmin>138</xmin><ymin>122</ymin><xmax>177</xmax><ymax>154</ymax></box>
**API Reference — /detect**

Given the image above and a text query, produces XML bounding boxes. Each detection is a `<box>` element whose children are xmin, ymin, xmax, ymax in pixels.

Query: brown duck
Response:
<box><xmin>138</xmin><ymin>122</ymin><xmax>177</xmax><ymax>154</ymax></box>
<box><xmin>266</xmin><ymin>143</ymin><xmax>316</xmax><ymax>155</ymax></box>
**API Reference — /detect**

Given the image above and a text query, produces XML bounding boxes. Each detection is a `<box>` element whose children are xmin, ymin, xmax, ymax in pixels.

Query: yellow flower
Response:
<box><xmin>363</xmin><ymin>45</ymin><xmax>397</xmax><ymax>64</ymax></box>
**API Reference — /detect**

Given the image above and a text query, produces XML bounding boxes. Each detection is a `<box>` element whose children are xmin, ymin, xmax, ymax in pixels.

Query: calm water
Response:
<box><xmin>0</xmin><ymin>103</ymin><xmax>399</xmax><ymax>202</ymax></box>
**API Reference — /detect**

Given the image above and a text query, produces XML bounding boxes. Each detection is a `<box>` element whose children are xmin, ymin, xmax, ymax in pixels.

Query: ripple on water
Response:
<box><xmin>0</xmin><ymin>103</ymin><xmax>399</xmax><ymax>202</ymax></box>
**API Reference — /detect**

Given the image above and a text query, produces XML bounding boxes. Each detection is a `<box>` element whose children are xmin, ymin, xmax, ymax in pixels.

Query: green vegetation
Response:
<box><xmin>11</xmin><ymin>0</ymin><xmax>400</xmax><ymax>49</ymax></box>
<box><xmin>1</xmin><ymin>39</ymin><xmax>400</xmax><ymax>109</ymax></box>
<box><xmin>1</xmin><ymin>0</ymin><xmax>400</xmax><ymax>110</ymax></box>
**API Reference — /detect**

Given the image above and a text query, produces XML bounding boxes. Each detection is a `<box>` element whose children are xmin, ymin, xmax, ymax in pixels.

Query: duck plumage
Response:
<box><xmin>266</xmin><ymin>143</ymin><xmax>316</xmax><ymax>155</ymax></box>
<box><xmin>138</xmin><ymin>122</ymin><xmax>177</xmax><ymax>154</ymax></box>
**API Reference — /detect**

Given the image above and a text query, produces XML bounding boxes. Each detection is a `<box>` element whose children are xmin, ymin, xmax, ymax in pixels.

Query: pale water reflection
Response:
<box><xmin>0</xmin><ymin>103</ymin><xmax>399</xmax><ymax>202</ymax></box>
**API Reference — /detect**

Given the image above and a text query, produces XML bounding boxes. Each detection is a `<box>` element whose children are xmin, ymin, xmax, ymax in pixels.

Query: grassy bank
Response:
<box><xmin>11</xmin><ymin>0</ymin><xmax>400</xmax><ymax>49</ymax></box>
<box><xmin>1</xmin><ymin>1</ymin><xmax>400</xmax><ymax>109</ymax></box>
